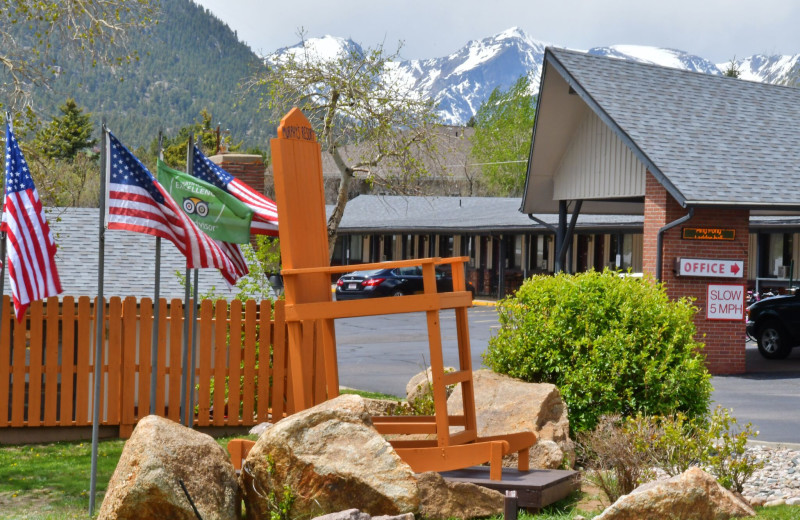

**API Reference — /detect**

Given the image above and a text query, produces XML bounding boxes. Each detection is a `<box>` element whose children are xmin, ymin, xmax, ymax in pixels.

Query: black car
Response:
<box><xmin>335</xmin><ymin>266</ymin><xmax>475</xmax><ymax>301</ymax></box>
<box><xmin>746</xmin><ymin>292</ymin><xmax>800</xmax><ymax>359</ymax></box>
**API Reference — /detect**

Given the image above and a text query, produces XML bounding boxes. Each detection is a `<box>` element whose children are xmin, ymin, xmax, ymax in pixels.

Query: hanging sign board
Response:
<box><xmin>677</xmin><ymin>258</ymin><xmax>744</xmax><ymax>278</ymax></box>
<box><xmin>682</xmin><ymin>227</ymin><xmax>736</xmax><ymax>240</ymax></box>
<box><xmin>707</xmin><ymin>284</ymin><xmax>745</xmax><ymax>321</ymax></box>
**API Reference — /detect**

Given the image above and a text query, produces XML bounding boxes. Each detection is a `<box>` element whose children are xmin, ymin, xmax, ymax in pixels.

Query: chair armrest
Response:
<box><xmin>281</xmin><ymin>256</ymin><xmax>469</xmax><ymax>276</ymax></box>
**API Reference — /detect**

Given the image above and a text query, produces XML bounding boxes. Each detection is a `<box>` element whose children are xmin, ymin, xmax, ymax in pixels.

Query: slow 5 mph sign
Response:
<box><xmin>707</xmin><ymin>284</ymin><xmax>745</xmax><ymax>321</ymax></box>
<box><xmin>678</xmin><ymin>258</ymin><xmax>744</xmax><ymax>278</ymax></box>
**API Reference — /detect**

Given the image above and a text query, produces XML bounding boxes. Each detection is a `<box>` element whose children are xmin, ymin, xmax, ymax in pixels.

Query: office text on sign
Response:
<box><xmin>677</xmin><ymin>258</ymin><xmax>744</xmax><ymax>278</ymax></box>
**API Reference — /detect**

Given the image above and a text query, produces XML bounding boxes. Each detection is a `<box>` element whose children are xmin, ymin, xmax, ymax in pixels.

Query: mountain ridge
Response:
<box><xmin>274</xmin><ymin>28</ymin><xmax>800</xmax><ymax>125</ymax></box>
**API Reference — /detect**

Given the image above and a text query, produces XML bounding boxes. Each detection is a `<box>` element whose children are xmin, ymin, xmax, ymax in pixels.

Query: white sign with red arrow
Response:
<box><xmin>677</xmin><ymin>258</ymin><xmax>744</xmax><ymax>278</ymax></box>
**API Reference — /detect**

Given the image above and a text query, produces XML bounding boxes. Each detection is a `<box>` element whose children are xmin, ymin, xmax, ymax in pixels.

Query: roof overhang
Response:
<box><xmin>521</xmin><ymin>48</ymin><xmax>800</xmax><ymax>217</ymax></box>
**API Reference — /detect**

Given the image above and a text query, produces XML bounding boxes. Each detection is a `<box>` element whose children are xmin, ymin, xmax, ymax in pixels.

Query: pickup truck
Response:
<box><xmin>746</xmin><ymin>293</ymin><xmax>800</xmax><ymax>359</ymax></box>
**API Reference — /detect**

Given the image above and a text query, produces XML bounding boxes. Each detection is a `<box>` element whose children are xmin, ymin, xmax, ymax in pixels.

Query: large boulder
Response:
<box><xmin>446</xmin><ymin>369</ymin><xmax>574</xmax><ymax>469</ymax></box>
<box><xmin>594</xmin><ymin>467</ymin><xmax>756</xmax><ymax>519</ymax></box>
<box><xmin>98</xmin><ymin>415</ymin><xmax>239</xmax><ymax>520</ymax></box>
<box><xmin>241</xmin><ymin>394</ymin><xmax>419</xmax><ymax>519</ymax></box>
<box><xmin>415</xmin><ymin>471</ymin><xmax>504</xmax><ymax>520</ymax></box>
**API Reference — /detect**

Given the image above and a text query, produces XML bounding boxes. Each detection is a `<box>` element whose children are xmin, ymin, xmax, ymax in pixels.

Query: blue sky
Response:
<box><xmin>194</xmin><ymin>0</ymin><xmax>799</xmax><ymax>64</ymax></box>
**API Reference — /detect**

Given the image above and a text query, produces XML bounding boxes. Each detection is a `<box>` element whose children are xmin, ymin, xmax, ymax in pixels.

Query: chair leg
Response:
<box><xmin>489</xmin><ymin>441</ymin><xmax>504</xmax><ymax>481</ymax></box>
<box><xmin>518</xmin><ymin>446</ymin><xmax>530</xmax><ymax>472</ymax></box>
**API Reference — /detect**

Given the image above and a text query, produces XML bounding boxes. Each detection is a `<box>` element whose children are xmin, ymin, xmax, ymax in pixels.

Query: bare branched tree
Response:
<box><xmin>244</xmin><ymin>31</ymin><xmax>442</xmax><ymax>256</ymax></box>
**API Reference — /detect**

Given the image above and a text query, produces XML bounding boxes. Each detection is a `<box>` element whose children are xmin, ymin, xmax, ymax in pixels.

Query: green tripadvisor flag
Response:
<box><xmin>157</xmin><ymin>160</ymin><xmax>254</xmax><ymax>244</ymax></box>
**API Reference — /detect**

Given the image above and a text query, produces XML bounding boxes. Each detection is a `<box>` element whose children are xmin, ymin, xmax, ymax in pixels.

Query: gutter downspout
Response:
<box><xmin>656</xmin><ymin>207</ymin><xmax>694</xmax><ymax>283</ymax></box>
<box><xmin>528</xmin><ymin>214</ymin><xmax>557</xmax><ymax>233</ymax></box>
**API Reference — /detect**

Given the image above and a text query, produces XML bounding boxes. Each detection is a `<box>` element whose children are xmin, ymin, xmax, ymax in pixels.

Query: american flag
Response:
<box><xmin>104</xmin><ymin>131</ymin><xmax>246</xmax><ymax>285</ymax></box>
<box><xmin>2</xmin><ymin>122</ymin><xmax>62</xmax><ymax>319</ymax></box>
<box><xmin>192</xmin><ymin>146</ymin><xmax>279</xmax><ymax>236</ymax></box>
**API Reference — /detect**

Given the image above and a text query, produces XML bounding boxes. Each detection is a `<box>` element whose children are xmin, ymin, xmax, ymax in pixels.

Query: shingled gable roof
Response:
<box><xmin>522</xmin><ymin>47</ymin><xmax>800</xmax><ymax>216</ymax></box>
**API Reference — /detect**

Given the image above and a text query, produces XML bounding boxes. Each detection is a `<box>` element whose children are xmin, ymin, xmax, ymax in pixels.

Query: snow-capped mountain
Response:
<box><xmin>390</xmin><ymin>28</ymin><xmax>547</xmax><ymax>124</ymax></box>
<box><xmin>587</xmin><ymin>45</ymin><xmax>722</xmax><ymax>76</ymax></box>
<box><xmin>271</xmin><ymin>29</ymin><xmax>800</xmax><ymax>125</ymax></box>
<box><xmin>735</xmin><ymin>54</ymin><xmax>800</xmax><ymax>86</ymax></box>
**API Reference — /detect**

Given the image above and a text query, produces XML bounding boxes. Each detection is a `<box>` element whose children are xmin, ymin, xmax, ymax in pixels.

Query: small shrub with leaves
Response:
<box><xmin>483</xmin><ymin>269</ymin><xmax>712</xmax><ymax>433</ymax></box>
<box><xmin>579</xmin><ymin>407</ymin><xmax>762</xmax><ymax>503</ymax></box>
<box><xmin>701</xmin><ymin>406</ymin><xmax>763</xmax><ymax>493</ymax></box>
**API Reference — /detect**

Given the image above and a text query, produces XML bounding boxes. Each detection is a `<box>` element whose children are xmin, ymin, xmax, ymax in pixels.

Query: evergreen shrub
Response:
<box><xmin>483</xmin><ymin>269</ymin><xmax>712</xmax><ymax>433</ymax></box>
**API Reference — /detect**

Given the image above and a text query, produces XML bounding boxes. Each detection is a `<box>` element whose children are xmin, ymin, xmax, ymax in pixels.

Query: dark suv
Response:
<box><xmin>746</xmin><ymin>292</ymin><xmax>800</xmax><ymax>359</ymax></box>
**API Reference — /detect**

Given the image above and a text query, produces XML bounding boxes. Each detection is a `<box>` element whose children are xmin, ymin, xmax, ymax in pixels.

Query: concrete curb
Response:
<box><xmin>472</xmin><ymin>300</ymin><xmax>497</xmax><ymax>307</ymax></box>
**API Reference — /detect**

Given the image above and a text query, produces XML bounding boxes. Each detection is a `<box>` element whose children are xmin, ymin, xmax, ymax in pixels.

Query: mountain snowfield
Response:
<box><xmin>272</xmin><ymin>28</ymin><xmax>800</xmax><ymax>125</ymax></box>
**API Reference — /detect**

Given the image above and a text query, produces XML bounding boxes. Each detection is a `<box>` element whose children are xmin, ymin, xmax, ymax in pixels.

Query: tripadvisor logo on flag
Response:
<box><xmin>157</xmin><ymin>160</ymin><xmax>254</xmax><ymax>244</ymax></box>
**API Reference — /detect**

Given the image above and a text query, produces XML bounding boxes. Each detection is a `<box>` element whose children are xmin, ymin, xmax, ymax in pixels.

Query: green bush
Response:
<box><xmin>483</xmin><ymin>269</ymin><xmax>712</xmax><ymax>433</ymax></box>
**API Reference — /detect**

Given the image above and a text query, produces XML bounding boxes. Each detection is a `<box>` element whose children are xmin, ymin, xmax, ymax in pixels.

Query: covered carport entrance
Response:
<box><xmin>522</xmin><ymin>48</ymin><xmax>800</xmax><ymax>375</ymax></box>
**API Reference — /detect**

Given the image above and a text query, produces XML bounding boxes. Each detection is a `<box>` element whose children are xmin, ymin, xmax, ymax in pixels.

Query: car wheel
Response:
<box><xmin>392</xmin><ymin>289</ymin><xmax>404</xmax><ymax>297</ymax></box>
<box><xmin>757</xmin><ymin>321</ymin><xmax>792</xmax><ymax>359</ymax></box>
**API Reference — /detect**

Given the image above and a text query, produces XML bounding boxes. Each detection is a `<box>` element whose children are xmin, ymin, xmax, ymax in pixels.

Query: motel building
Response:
<box><xmin>517</xmin><ymin>47</ymin><xmax>800</xmax><ymax>375</ymax></box>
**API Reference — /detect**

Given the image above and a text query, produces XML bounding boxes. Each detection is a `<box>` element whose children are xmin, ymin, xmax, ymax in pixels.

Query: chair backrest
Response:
<box><xmin>271</xmin><ymin>108</ymin><xmax>332</xmax><ymax>306</ymax></box>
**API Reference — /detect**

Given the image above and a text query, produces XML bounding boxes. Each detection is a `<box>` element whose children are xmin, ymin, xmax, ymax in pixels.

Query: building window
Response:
<box><xmin>767</xmin><ymin>233</ymin><xmax>793</xmax><ymax>277</ymax></box>
<box><xmin>529</xmin><ymin>235</ymin><xmax>549</xmax><ymax>271</ymax></box>
<box><xmin>514</xmin><ymin>236</ymin><xmax>523</xmax><ymax>269</ymax></box>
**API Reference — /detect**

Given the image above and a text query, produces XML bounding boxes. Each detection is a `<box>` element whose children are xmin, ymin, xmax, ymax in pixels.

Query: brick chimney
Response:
<box><xmin>208</xmin><ymin>153</ymin><xmax>266</xmax><ymax>195</ymax></box>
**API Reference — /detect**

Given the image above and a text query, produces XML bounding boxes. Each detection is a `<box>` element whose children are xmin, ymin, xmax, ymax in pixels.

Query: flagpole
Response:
<box><xmin>181</xmin><ymin>260</ymin><xmax>191</xmax><ymax>427</ymax></box>
<box><xmin>180</xmin><ymin>133</ymin><xmax>194</xmax><ymax>427</ymax></box>
<box><xmin>150</xmin><ymin>131</ymin><xmax>164</xmax><ymax>415</ymax></box>
<box><xmin>187</xmin><ymin>139</ymin><xmax>200</xmax><ymax>426</ymax></box>
<box><xmin>188</xmin><ymin>267</ymin><xmax>199</xmax><ymax>424</ymax></box>
<box><xmin>89</xmin><ymin>122</ymin><xmax>109</xmax><ymax>516</ymax></box>
<box><xmin>0</xmin><ymin>112</ymin><xmax>9</xmax><ymax>334</ymax></box>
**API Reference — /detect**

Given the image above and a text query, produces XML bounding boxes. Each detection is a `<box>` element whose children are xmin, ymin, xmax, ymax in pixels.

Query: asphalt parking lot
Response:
<box><xmin>711</xmin><ymin>341</ymin><xmax>800</xmax><ymax>444</ymax></box>
<box><xmin>335</xmin><ymin>305</ymin><xmax>800</xmax><ymax>444</ymax></box>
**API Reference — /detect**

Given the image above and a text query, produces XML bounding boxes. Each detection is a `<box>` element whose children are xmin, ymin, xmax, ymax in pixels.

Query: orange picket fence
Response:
<box><xmin>0</xmin><ymin>295</ymin><xmax>317</xmax><ymax>439</ymax></box>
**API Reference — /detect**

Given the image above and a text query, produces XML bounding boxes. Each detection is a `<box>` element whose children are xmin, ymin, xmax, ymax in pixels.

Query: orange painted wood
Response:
<box><xmin>229</xmin><ymin>299</ymin><xmax>243</xmax><ymax>425</ymax></box>
<box><xmin>271</xmin><ymin>300</ymin><xmax>287</xmax><ymax>420</ymax></box>
<box><xmin>106</xmin><ymin>297</ymin><xmax>123</xmax><ymax>425</ymax></box>
<box><xmin>91</xmin><ymin>297</ymin><xmax>106</xmax><ymax>425</ymax></box>
<box><xmin>227</xmin><ymin>438</ymin><xmax>256</xmax><ymax>471</ymax></box>
<box><xmin>155</xmin><ymin>299</ymin><xmax>168</xmax><ymax>417</ymax></box>
<box><xmin>242</xmin><ymin>300</ymin><xmax>257</xmax><ymax>425</ymax></box>
<box><xmin>43</xmin><ymin>297</ymin><xmax>60</xmax><ymax>425</ymax></box>
<box><xmin>59</xmin><ymin>297</ymin><xmax>76</xmax><ymax>426</ymax></box>
<box><xmin>137</xmin><ymin>298</ymin><xmax>154</xmax><ymax>421</ymax></box>
<box><xmin>394</xmin><ymin>441</ymin><xmax>510</xmax><ymax>477</ymax></box>
<box><xmin>285</xmin><ymin>321</ymin><xmax>305</xmax><ymax>413</ymax></box>
<box><xmin>196</xmin><ymin>300</ymin><xmax>213</xmax><ymax>426</ymax></box>
<box><xmin>256</xmin><ymin>300</ymin><xmax>271</xmax><ymax>422</ymax></box>
<box><xmin>313</xmin><ymin>322</ymin><xmax>326</xmax><ymax>404</ymax></box>
<box><xmin>168</xmin><ymin>299</ymin><xmax>183</xmax><ymax>422</ymax></box>
<box><xmin>75</xmin><ymin>297</ymin><xmax>92</xmax><ymax>425</ymax></box>
<box><xmin>281</xmin><ymin>257</ymin><xmax>438</xmax><ymax>276</ymax></box>
<box><xmin>28</xmin><ymin>301</ymin><xmax>44</xmax><ymax>426</ymax></box>
<box><xmin>120</xmin><ymin>297</ymin><xmax>138</xmax><ymax>433</ymax></box>
<box><xmin>0</xmin><ymin>296</ymin><xmax>11</xmax><ymax>427</ymax></box>
<box><xmin>11</xmin><ymin>314</ymin><xmax>27</xmax><ymax>426</ymax></box>
<box><xmin>283</xmin><ymin>291</ymin><xmax>472</xmax><ymax>322</ymax></box>
<box><xmin>321</xmin><ymin>318</ymin><xmax>339</xmax><ymax>402</ymax></box>
<box><xmin>213</xmin><ymin>300</ymin><xmax>227</xmax><ymax>426</ymax></box>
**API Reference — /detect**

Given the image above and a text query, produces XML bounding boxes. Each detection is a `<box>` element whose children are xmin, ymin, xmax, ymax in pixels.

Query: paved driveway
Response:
<box><xmin>334</xmin><ymin>305</ymin><xmax>800</xmax><ymax>443</ymax></box>
<box><xmin>711</xmin><ymin>342</ymin><xmax>800</xmax><ymax>444</ymax></box>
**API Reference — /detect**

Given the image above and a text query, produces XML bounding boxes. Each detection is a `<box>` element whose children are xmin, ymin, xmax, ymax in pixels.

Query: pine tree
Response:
<box><xmin>34</xmin><ymin>99</ymin><xmax>97</xmax><ymax>161</ymax></box>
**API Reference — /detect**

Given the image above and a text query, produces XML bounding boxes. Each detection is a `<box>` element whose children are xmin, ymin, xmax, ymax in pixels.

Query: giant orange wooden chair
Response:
<box><xmin>269</xmin><ymin>107</ymin><xmax>535</xmax><ymax>480</ymax></box>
